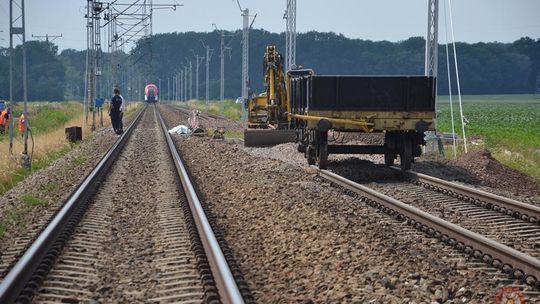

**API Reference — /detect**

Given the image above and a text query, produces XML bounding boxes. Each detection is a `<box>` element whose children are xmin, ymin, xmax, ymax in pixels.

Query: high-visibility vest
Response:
<box><xmin>0</xmin><ymin>111</ymin><xmax>7</xmax><ymax>126</ymax></box>
<box><xmin>18</xmin><ymin>114</ymin><xmax>25</xmax><ymax>134</ymax></box>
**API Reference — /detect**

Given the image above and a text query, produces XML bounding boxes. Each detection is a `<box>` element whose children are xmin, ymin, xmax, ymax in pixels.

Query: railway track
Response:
<box><xmin>400</xmin><ymin>168</ymin><xmax>540</xmax><ymax>224</ymax></box>
<box><xmin>0</xmin><ymin>105</ymin><xmax>247</xmax><ymax>303</ymax></box>
<box><xmin>357</xmin><ymin>168</ymin><xmax>540</xmax><ymax>261</ymax></box>
<box><xmin>316</xmin><ymin>167</ymin><xmax>540</xmax><ymax>297</ymax></box>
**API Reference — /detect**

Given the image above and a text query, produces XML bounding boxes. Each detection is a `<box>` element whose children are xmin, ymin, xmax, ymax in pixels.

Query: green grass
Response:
<box><xmin>27</xmin><ymin>103</ymin><xmax>78</xmax><ymax>134</ymax></box>
<box><xmin>2</xmin><ymin>102</ymin><xmax>82</xmax><ymax>138</ymax></box>
<box><xmin>436</xmin><ymin>94</ymin><xmax>540</xmax><ymax>183</ymax></box>
<box><xmin>70</xmin><ymin>155</ymin><xmax>87</xmax><ymax>168</ymax></box>
<box><xmin>179</xmin><ymin>100</ymin><xmax>243</xmax><ymax>121</ymax></box>
<box><xmin>0</xmin><ymin>143</ymin><xmax>72</xmax><ymax>195</ymax></box>
<box><xmin>225</xmin><ymin>130</ymin><xmax>244</xmax><ymax>139</ymax></box>
<box><xmin>41</xmin><ymin>181</ymin><xmax>59</xmax><ymax>192</ymax></box>
<box><xmin>20</xmin><ymin>194</ymin><xmax>47</xmax><ymax>206</ymax></box>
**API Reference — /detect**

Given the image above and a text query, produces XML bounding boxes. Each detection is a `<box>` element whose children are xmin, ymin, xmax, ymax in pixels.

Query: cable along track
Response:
<box><xmin>0</xmin><ymin>105</ymin><xmax>245</xmax><ymax>303</ymax></box>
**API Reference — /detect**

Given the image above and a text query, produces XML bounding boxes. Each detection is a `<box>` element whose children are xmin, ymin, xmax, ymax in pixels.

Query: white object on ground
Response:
<box><xmin>169</xmin><ymin>125</ymin><xmax>189</xmax><ymax>135</ymax></box>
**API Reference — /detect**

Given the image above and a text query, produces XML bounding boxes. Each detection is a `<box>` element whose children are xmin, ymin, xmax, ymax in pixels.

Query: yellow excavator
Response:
<box><xmin>244</xmin><ymin>46</ymin><xmax>297</xmax><ymax>147</ymax></box>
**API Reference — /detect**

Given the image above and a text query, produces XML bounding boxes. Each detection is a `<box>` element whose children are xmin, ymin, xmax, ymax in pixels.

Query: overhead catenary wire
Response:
<box><xmin>443</xmin><ymin>0</ymin><xmax>457</xmax><ymax>158</ymax></box>
<box><xmin>448</xmin><ymin>0</ymin><xmax>468</xmax><ymax>153</ymax></box>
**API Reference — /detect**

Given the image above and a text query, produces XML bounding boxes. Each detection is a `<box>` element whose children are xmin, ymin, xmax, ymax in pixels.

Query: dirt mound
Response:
<box><xmin>452</xmin><ymin>149</ymin><xmax>539</xmax><ymax>196</ymax></box>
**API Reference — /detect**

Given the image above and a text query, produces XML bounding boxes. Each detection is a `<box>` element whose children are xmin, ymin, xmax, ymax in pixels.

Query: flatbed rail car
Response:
<box><xmin>288</xmin><ymin>71</ymin><xmax>436</xmax><ymax>170</ymax></box>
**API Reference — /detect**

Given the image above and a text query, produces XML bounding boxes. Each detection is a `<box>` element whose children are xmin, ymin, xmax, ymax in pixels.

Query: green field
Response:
<box><xmin>436</xmin><ymin>94</ymin><xmax>540</xmax><ymax>183</ymax></box>
<box><xmin>0</xmin><ymin>102</ymin><xmax>82</xmax><ymax>138</ymax></box>
<box><xmin>177</xmin><ymin>100</ymin><xmax>243</xmax><ymax>120</ymax></box>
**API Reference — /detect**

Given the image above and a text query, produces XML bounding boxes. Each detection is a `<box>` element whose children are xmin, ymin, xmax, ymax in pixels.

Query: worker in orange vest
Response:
<box><xmin>0</xmin><ymin>108</ymin><xmax>10</xmax><ymax>134</ymax></box>
<box><xmin>18</xmin><ymin>113</ymin><xmax>25</xmax><ymax>137</ymax></box>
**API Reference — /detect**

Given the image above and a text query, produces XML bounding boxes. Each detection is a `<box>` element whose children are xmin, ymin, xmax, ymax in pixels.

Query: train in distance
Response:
<box><xmin>145</xmin><ymin>84</ymin><xmax>159</xmax><ymax>103</ymax></box>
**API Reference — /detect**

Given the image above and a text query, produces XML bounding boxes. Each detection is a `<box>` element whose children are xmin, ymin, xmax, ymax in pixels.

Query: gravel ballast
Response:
<box><xmin>161</xmin><ymin>107</ymin><xmax>510</xmax><ymax>302</ymax></box>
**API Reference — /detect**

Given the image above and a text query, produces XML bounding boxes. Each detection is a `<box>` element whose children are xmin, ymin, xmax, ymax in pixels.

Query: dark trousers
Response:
<box><xmin>110</xmin><ymin>110</ymin><xmax>120</xmax><ymax>132</ymax></box>
<box><xmin>119</xmin><ymin>112</ymin><xmax>124</xmax><ymax>132</ymax></box>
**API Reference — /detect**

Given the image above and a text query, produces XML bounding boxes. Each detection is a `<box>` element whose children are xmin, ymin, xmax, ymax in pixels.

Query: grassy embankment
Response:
<box><xmin>0</xmin><ymin>101</ymin><xmax>137</xmax><ymax>194</ymax></box>
<box><xmin>176</xmin><ymin>100</ymin><xmax>244</xmax><ymax>138</ymax></box>
<box><xmin>0</xmin><ymin>102</ymin><xmax>88</xmax><ymax>194</ymax></box>
<box><xmin>436</xmin><ymin>94</ymin><xmax>540</xmax><ymax>183</ymax></box>
<box><xmin>0</xmin><ymin>101</ymin><xmax>143</xmax><ymax>193</ymax></box>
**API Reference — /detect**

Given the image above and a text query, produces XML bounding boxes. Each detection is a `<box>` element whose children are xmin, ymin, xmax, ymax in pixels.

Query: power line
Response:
<box><xmin>31</xmin><ymin>33</ymin><xmax>63</xmax><ymax>43</ymax></box>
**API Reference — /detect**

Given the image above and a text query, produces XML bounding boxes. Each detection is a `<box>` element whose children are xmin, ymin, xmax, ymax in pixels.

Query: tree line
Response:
<box><xmin>0</xmin><ymin>30</ymin><xmax>538</xmax><ymax>101</ymax></box>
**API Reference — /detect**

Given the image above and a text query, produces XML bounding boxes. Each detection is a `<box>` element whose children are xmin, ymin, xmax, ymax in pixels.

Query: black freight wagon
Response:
<box><xmin>287</xmin><ymin>71</ymin><xmax>436</xmax><ymax>170</ymax></box>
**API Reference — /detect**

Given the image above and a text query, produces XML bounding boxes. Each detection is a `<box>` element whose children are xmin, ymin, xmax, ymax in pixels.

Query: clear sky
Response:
<box><xmin>0</xmin><ymin>0</ymin><xmax>539</xmax><ymax>51</ymax></box>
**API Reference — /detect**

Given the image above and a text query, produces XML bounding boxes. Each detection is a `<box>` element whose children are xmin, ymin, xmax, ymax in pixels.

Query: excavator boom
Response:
<box><xmin>244</xmin><ymin>46</ymin><xmax>296</xmax><ymax>147</ymax></box>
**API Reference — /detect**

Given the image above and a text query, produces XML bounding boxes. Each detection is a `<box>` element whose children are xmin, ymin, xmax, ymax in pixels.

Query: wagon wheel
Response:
<box><xmin>317</xmin><ymin>130</ymin><xmax>328</xmax><ymax>169</ymax></box>
<box><xmin>297</xmin><ymin>128</ymin><xmax>306</xmax><ymax>153</ymax></box>
<box><xmin>384</xmin><ymin>153</ymin><xmax>396</xmax><ymax>166</ymax></box>
<box><xmin>306</xmin><ymin>131</ymin><xmax>316</xmax><ymax>165</ymax></box>
<box><xmin>400</xmin><ymin>138</ymin><xmax>412</xmax><ymax>171</ymax></box>
<box><xmin>307</xmin><ymin>146</ymin><xmax>316</xmax><ymax>165</ymax></box>
<box><xmin>384</xmin><ymin>131</ymin><xmax>397</xmax><ymax>167</ymax></box>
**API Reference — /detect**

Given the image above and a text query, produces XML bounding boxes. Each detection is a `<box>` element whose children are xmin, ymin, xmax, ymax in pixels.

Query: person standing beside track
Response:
<box><xmin>0</xmin><ymin>107</ymin><xmax>10</xmax><ymax>134</ymax></box>
<box><xmin>109</xmin><ymin>88</ymin><xmax>123</xmax><ymax>134</ymax></box>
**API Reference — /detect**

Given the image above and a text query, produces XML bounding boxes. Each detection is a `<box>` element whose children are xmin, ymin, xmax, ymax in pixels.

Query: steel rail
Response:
<box><xmin>315</xmin><ymin>167</ymin><xmax>540</xmax><ymax>288</ymax></box>
<box><xmin>0</xmin><ymin>106</ymin><xmax>146</xmax><ymax>303</ymax></box>
<box><xmin>157</xmin><ymin>107</ymin><xmax>245</xmax><ymax>303</ymax></box>
<box><xmin>393</xmin><ymin>166</ymin><xmax>540</xmax><ymax>223</ymax></box>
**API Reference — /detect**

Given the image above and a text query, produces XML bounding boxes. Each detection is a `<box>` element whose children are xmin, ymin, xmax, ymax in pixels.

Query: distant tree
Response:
<box><xmin>0</xmin><ymin>41</ymin><xmax>66</xmax><ymax>101</ymax></box>
<box><xmin>512</xmin><ymin>37</ymin><xmax>540</xmax><ymax>93</ymax></box>
<box><xmin>0</xmin><ymin>32</ymin><xmax>539</xmax><ymax>101</ymax></box>
<box><xmin>59</xmin><ymin>49</ymin><xmax>87</xmax><ymax>99</ymax></box>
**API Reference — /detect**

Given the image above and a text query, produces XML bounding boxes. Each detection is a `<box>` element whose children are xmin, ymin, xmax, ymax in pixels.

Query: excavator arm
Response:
<box><xmin>244</xmin><ymin>46</ymin><xmax>296</xmax><ymax>147</ymax></box>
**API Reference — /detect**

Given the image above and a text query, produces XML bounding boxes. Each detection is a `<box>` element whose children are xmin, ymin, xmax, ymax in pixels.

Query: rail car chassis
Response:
<box><xmin>292</xmin><ymin>115</ymin><xmax>426</xmax><ymax>171</ymax></box>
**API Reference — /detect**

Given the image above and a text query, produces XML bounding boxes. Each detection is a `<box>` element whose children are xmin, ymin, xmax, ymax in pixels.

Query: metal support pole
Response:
<box><xmin>205</xmin><ymin>46</ymin><xmax>211</xmax><ymax>104</ymax></box>
<box><xmin>193</xmin><ymin>53</ymin><xmax>204</xmax><ymax>101</ymax></box>
<box><xmin>9</xmin><ymin>0</ymin><xmax>13</xmax><ymax>105</ymax></box>
<box><xmin>189</xmin><ymin>61</ymin><xmax>193</xmax><ymax>100</ymax></box>
<box><xmin>179</xmin><ymin>70</ymin><xmax>183</xmax><ymax>101</ymax></box>
<box><xmin>184</xmin><ymin>65</ymin><xmax>188</xmax><ymax>101</ymax></box>
<box><xmin>241</xmin><ymin>8</ymin><xmax>249</xmax><ymax>119</ymax></box>
<box><xmin>284</xmin><ymin>0</ymin><xmax>297</xmax><ymax>71</ymax></box>
<box><xmin>158</xmin><ymin>78</ymin><xmax>161</xmax><ymax>101</ymax></box>
<box><xmin>10</xmin><ymin>0</ymin><xmax>29</xmax><ymax>165</ymax></box>
<box><xmin>424</xmin><ymin>0</ymin><xmax>442</xmax><ymax>155</ymax></box>
<box><xmin>195</xmin><ymin>54</ymin><xmax>200</xmax><ymax>100</ymax></box>
<box><xmin>220</xmin><ymin>32</ymin><xmax>225</xmax><ymax>107</ymax></box>
<box><xmin>425</xmin><ymin>0</ymin><xmax>439</xmax><ymax>79</ymax></box>
<box><xmin>21</xmin><ymin>0</ymin><xmax>28</xmax><ymax>158</ymax></box>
